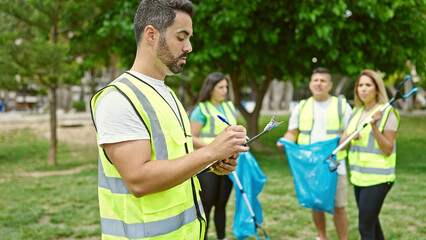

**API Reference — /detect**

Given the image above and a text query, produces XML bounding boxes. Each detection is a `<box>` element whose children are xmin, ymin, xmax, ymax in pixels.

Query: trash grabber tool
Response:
<box><xmin>232</xmin><ymin>171</ymin><xmax>269</xmax><ymax>240</ymax></box>
<box><xmin>244</xmin><ymin>112</ymin><xmax>284</xmax><ymax>145</ymax></box>
<box><xmin>197</xmin><ymin>113</ymin><xmax>283</xmax><ymax>175</ymax></box>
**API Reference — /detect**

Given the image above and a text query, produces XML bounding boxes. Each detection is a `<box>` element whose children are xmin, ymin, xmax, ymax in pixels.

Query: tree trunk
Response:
<box><xmin>283</xmin><ymin>81</ymin><xmax>294</xmax><ymax>110</ymax></box>
<box><xmin>2</xmin><ymin>90</ymin><xmax>8</xmax><ymax>112</ymax></box>
<box><xmin>230</xmin><ymin>66</ymin><xmax>274</xmax><ymax>150</ymax></box>
<box><xmin>79</xmin><ymin>81</ymin><xmax>84</xmax><ymax>102</ymax></box>
<box><xmin>246</xmin><ymin>110</ymin><xmax>260</xmax><ymax>143</ymax></box>
<box><xmin>270</xmin><ymin>79</ymin><xmax>284</xmax><ymax>110</ymax></box>
<box><xmin>334</xmin><ymin>76</ymin><xmax>349</xmax><ymax>96</ymax></box>
<box><xmin>47</xmin><ymin>0</ymin><xmax>60</xmax><ymax>166</ymax></box>
<box><xmin>403</xmin><ymin>79</ymin><xmax>414</xmax><ymax>111</ymax></box>
<box><xmin>48</xmin><ymin>85</ymin><xmax>57</xmax><ymax>166</ymax></box>
<box><xmin>109</xmin><ymin>54</ymin><xmax>118</xmax><ymax>81</ymax></box>
<box><xmin>261</xmin><ymin>82</ymin><xmax>271</xmax><ymax>111</ymax></box>
<box><xmin>90</xmin><ymin>68</ymin><xmax>96</xmax><ymax>95</ymax></box>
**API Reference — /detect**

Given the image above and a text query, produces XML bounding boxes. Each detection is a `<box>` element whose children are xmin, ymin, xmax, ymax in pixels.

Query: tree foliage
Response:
<box><xmin>0</xmin><ymin>0</ymin><xmax>118</xmax><ymax>166</ymax></box>
<box><xmin>0</xmin><ymin>0</ymin><xmax>424</xmax><ymax>151</ymax></box>
<box><xmin>70</xmin><ymin>0</ymin><xmax>138</xmax><ymax>72</ymax></box>
<box><xmin>189</xmin><ymin>0</ymin><xmax>425</xmax><ymax>145</ymax></box>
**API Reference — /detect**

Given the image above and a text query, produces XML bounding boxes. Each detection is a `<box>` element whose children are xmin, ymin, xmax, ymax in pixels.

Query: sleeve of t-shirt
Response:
<box><xmin>189</xmin><ymin>105</ymin><xmax>207</xmax><ymax>125</ymax></box>
<box><xmin>287</xmin><ymin>103</ymin><xmax>300</xmax><ymax>130</ymax></box>
<box><xmin>383</xmin><ymin>109</ymin><xmax>398</xmax><ymax>132</ymax></box>
<box><xmin>94</xmin><ymin>90</ymin><xmax>150</xmax><ymax>147</ymax></box>
<box><xmin>342</xmin><ymin>102</ymin><xmax>353</xmax><ymax>128</ymax></box>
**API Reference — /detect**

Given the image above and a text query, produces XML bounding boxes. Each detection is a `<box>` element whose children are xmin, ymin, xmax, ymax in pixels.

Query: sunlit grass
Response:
<box><xmin>0</xmin><ymin>115</ymin><xmax>424</xmax><ymax>239</ymax></box>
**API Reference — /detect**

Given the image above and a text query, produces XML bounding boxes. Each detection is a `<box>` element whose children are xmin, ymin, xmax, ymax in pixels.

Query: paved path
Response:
<box><xmin>0</xmin><ymin>111</ymin><xmax>92</xmax><ymax>124</ymax></box>
<box><xmin>1</xmin><ymin>109</ymin><xmax>425</xmax><ymax>124</ymax></box>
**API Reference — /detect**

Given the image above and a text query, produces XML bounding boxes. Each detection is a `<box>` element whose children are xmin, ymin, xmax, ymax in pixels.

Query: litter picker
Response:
<box><xmin>327</xmin><ymin>75</ymin><xmax>418</xmax><ymax>171</ymax></box>
<box><xmin>231</xmin><ymin>170</ymin><xmax>269</xmax><ymax>240</ymax></box>
<box><xmin>198</xmin><ymin>113</ymin><xmax>283</xmax><ymax>175</ymax></box>
<box><xmin>244</xmin><ymin>112</ymin><xmax>284</xmax><ymax>145</ymax></box>
<box><xmin>228</xmin><ymin>114</ymin><xmax>282</xmax><ymax>240</ymax></box>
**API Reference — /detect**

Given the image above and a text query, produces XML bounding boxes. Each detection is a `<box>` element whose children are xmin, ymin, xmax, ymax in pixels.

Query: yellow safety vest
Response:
<box><xmin>347</xmin><ymin>105</ymin><xmax>400</xmax><ymax>186</ymax></box>
<box><xmin>198</xmin><ymin>101</ymin><xmax>237</xmax><ymax>144</ymax></box>
<box><xmin>90</xmin><ymin>72</ymin><xmax>206</xmax><ymax>240</ymax></box>
<box><xmin>297</xmin><ymin>96</ymin><xmax>348</xmax><ymax>160</ymax></box>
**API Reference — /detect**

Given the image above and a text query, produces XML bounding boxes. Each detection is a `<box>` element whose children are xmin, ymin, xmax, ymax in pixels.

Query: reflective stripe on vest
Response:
<box><xmin>347</xmin><ymin>105</ymin><xmax>400</xmax><ymax>186</ymax></box>
<box><xmin>121</xmin><ymin>77</ymin><xmax>169</xmax><ymax>160</ymax></box>
<box><xmin>349</xmin><ymin>165</ymin><xmax>395</xmax><ymax>175</ymax></box>
<box><xmin>100</xmin><ymin>201</ymin><xmax>204</xmax><ymax>239</ymax></box>
<box><xmin>98</xmin><ymin>156</ymin><xmax>205</xmax><ymax>239</ymax></box>
<box><xmin>198</xmin><ymin>101</ymin><xmax>237</xmax><ymax>143</ymax></box>
<box><xmin>90</xmin><ymin>72</ymin><xmax>205</xmax><ymax>239</ymax></box>
<box><xmin>297</xmin><ymin>96</ymin><xmax>347</xmax><ymax>160</ymax></box>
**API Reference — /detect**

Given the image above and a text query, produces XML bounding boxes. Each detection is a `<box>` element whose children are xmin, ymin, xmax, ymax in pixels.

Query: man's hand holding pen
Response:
<box><xmin>217</xmin><ymin>115</ymin><xmax>250</xmax><ymax>142</ymax></box>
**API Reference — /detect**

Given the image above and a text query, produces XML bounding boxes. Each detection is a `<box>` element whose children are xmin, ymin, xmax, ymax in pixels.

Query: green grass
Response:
<box><xmin>0</xmin><ymin>116</ymin><xmax>425</xmax><ymax>240</ymax></box>
<box><xmin>0</xmin><ymin>128</ymin><xmax>99</xmax><ymax>240</ymax></box>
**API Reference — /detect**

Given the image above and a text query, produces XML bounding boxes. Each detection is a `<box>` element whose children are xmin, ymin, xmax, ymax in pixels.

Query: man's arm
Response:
<box><xmin>276</xmin><ymin>103</ymin><xmax>300</xmax><ymax>150</ymax></box>
<box><xmin>104</xmin><ymin>125</ymin><xmax>248</xmax><ymax>198</ymax></box>
<box><xmin>284</xmin><ymin>129</ymin><xmax>299</xmax><ymax>142</ymax></box>
<box><xmin>276</xmin><ymin>129</ymin><xmax>299</xmax><ymax>150</ymax></box>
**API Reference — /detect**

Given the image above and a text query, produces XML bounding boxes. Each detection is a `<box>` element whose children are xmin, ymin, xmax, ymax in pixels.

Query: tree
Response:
<box><xmin>0</xmin><ymin>0</ymin><xmax>118</xmax><ymax>166</ymax></box>
<box><xmin>70</xmin><ymin>0</ymin><xmax>139</xmax><ymax>82</ymax></box>
<box><xmin>189</xmin><ymin>0</ymin><xmax>425</xmax><ymax>148</ymax></box>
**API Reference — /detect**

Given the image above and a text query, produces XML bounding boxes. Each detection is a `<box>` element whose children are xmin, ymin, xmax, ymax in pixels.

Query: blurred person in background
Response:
<box><xmin>340</xmin><ymin>69</ymin><xmax>399</xmax><ymax>240</ymax></box>
<box><xmin>190</xmin><ymin>72</ymin><xmax>237</xmax><ymax>240</ymax></box>
<box><xmin>277</xmin><ymin>67</ymin><xmax>351</xmax><ymax>240</ymax></box>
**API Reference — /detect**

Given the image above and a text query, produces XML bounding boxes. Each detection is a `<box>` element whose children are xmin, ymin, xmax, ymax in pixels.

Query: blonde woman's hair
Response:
<box><xmin>354</xmin><ymin>69</ymin><xmax>389</xmax><ymax>107</ymax></box>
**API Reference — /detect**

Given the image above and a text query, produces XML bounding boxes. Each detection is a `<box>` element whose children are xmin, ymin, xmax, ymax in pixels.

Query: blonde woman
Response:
<box><xmin>341</xmin><ymin>70</ymin><xmax>399</xmax><ymax>240</ymax></box>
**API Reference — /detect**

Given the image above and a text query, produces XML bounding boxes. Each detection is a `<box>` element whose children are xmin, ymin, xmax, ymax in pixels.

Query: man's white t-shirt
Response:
<box><xmin>94</xmin><ymin>71</ymin><xmax>182</xmax><ymax>147</ymax></box>
<box><xmin>287</xmin><ymin>97</ymin><xmax>353</xmax><ymax>175</ymax></box>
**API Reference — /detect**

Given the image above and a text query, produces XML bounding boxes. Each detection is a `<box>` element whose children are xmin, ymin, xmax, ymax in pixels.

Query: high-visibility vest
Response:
<box><xmin>297</xmin><ymin>96</ymin><xmax>348</xmax><ymax>160</ymax></box>
<box><xmin>347</xmin><ymin>105</ymin><xmax>400</xmax><ymax>186</ymax></box>
<box><xmin>198</xmin><ymin>101</ymin><xmax>237</xmax><ymax>144</ymax></box>
<box><xmin>90</xmin><ymin>72</ymin><xmax>206</xmax><ymax>240</ymax></box>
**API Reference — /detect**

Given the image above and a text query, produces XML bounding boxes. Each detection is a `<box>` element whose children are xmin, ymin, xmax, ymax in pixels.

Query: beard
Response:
<box><xmin>156</xmin><ymin>35</ymin><xmax>187</xmax><ymax>74</ymax></box>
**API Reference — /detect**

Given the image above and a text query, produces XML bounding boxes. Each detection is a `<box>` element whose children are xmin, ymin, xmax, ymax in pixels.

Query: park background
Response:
<box><xmin>0</xmin><ymin>0</ymin><xmax>425</xmax><ymax>239</ymax></box>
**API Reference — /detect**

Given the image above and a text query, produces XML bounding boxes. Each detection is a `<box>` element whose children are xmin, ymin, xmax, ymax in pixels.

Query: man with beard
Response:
<box><xmin>90</xmin><ymin>1</ymin><xmax>249</xmax><ymax>239</ymax></box>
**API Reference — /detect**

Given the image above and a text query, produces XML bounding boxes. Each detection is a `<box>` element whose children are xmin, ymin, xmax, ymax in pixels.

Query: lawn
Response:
<box><xmin>0</xmin><ymin>115</ymin><xmax>425</xmax><ymax>240</ymax></box>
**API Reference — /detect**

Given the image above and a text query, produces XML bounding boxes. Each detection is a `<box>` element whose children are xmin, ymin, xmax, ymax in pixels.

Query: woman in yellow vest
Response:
<box><xmin>190</xmin><ymin>72</ymin><xmax>237</xmax><ymax>240</ymax></box>
<box><xmin>341</xmin><ymin>70</ymin><xmax>400</xmax><ymax>240</ymax></box>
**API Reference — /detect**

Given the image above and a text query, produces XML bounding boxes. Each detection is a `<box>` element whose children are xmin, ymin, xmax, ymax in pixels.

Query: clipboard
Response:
<box><xmin>197</xmin><ymin>113</ymin><xmax>284</xmax><ymax>175</ymax></box>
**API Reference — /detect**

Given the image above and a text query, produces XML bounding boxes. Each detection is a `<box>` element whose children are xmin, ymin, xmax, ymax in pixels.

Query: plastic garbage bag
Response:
<box><xmin>277</xmin><ymin>137</ymin><xmax>340</xmax><ymax>214</ymax></box>
<box><xmin>228</xmin><ymin>151</ymin><xmax>268</xmax><ymax>240</ymax></box>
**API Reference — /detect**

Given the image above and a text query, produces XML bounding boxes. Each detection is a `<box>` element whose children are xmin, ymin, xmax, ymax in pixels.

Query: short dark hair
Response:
<box><xmin>312</xmin><ymin>67</ymin><xmax>331</xmax><ymax>75</ymax></box>
<box><xmin>198</xmin><ymin>72</ymin><xmax>229</xmax><ymax>103</ymax></box>
<box><xmin>134</xmin><ymin>0</ymin><xmax>194</xmax><ymax>46</ymax></box>
<box><xmin>312</xmin><ymin>67</ymin><xmax>331</xmax><ymax>80</ymax></box>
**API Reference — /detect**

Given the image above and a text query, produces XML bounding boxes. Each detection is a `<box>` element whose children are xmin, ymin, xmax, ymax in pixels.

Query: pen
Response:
<box><xmin>217</xmin><ymin>115</ymin><xmax>250</xmax><ymax>141</ymax></box>
<box><xmin>217</xmin><ymin>115</ymin><xmax>231</xmax><ymax>126</ymax></box>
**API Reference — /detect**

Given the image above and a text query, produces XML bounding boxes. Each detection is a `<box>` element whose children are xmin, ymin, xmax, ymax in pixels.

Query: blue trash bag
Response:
<box><xmin>228</xmin><ymin>151</ymin><xmax>268</xmax><ymax>240</ymax></box>
<box><xmin>277</xmin><ymin>137</ymin><xmax>340</xmax><ymax>214</ymax></box>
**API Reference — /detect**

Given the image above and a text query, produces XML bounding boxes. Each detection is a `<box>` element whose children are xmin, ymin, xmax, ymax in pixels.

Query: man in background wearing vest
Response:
<box><xmin>90</xmin><ymin>0</ymin><xmax>250</xmax><ymax>239</ymax></box>
<box><xmin>277</xmin><ymin>67</ymin><xmax>352</xmax><ymax>240</ymax></box>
